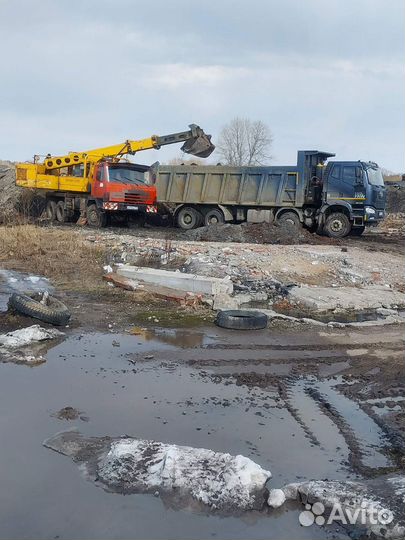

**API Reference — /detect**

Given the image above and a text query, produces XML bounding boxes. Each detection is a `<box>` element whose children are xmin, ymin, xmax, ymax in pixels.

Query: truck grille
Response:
<box><xmin>124</xmin><ymin>191</ymin><xmax>149</xmax><ymax>204</ymax></box>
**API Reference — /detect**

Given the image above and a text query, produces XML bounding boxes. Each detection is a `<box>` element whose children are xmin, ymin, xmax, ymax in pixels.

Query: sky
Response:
<box><xmin>0</xmin><ymin>0</ymin><xmax>404</xmax><ymax>171</ymax></box>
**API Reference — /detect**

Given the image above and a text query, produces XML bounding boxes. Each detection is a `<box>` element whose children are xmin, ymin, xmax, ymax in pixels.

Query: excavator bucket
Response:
<box><xmin>181</xmin><ymin>127</ymin><xmax>215</xmax><ymax>158</ymax></box>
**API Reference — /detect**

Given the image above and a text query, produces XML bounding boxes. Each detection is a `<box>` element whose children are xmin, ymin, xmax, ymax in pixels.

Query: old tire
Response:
<box><xmin>215</xmin><ymin>310</ymin><xmax>268</xmax><ymax>330</ymax></box>
<box><xmin>324</xmin><ymin>212</ymin><xmax>351</xmax><ymax>238</ymax></box>
<box><xmin>176</xmin><ymin>207</ymin><xmax>202</xmax><ymax>230</ymax></box>
<box><xmin>277</xmin><ymin>211</ymin><xmax>301</xmax><ymax>228</ymax></box>
<box><xmin>350</xmin><ymin>226</ymin><xmax>365</xmax><ymax>237</ymax></box>
<box><xmin>87</xmin><ymin>204</ymin><xmax>107</xmax><ymax>228</ymax></box>
<box><xmin>8</xmin><ymin>292</ymin><xmax>71</xmax><ymax>326</ymax></box>
<box><xmin>204</xmin><ymin>208</ymin><xmax>225</xmax><ymax>226</ymax></box>
<box><xmin>46</xmin><ymin>200</ymin><xmax>57</xmax><ymax>221</ymax></box>
<box><xmin>55</xmin><ymin>201</ymin><xmax>65</xmax><ymax>223</ymax></box>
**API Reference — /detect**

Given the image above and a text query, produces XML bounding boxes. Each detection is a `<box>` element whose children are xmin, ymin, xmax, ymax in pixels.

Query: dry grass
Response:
<box><xmin>0</xmin><ymin>225</ymin><xmax>106</xmax><ymax>289</ymax></box>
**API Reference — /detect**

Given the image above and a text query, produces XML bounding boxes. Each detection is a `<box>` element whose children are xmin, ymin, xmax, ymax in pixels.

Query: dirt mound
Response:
<box><xmin>185</xmin><ymin>222</ymin><xmax>329</xmax><ymax>245</ymax></box>
<box><xmin>386</xmin><ymin>184</ymin><xmax>405</xmax><ymax>214</ymax></box>
<box><xmin>0</xmin><ymin>160</ymin><xmax>45</xmax><ymax>223</ymax></box>
<box><xmin>0</xmin><ymin>160</ymin><xmax>21</xmax><ymax>223</ymax></box>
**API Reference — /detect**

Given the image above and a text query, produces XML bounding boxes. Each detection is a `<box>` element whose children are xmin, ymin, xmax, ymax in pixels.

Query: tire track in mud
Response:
<box><xmin>281</xmin><ymin>377</ymin><xmax>400</xmax><ymax>476</ymax></box>
<box><xmin>202</xmin><ymin>342</ymin><xmax>404</xmax><ymax>352</ymax></box>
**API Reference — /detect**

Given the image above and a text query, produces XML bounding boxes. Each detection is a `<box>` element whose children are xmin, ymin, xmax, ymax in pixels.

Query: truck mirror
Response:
<box><xmin>355</xmin><ymin>168</ymin><xmax>363</xmax><ymax>184</ymax></box>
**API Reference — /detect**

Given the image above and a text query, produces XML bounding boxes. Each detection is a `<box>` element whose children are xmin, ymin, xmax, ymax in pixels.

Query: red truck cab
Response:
<box><xmin>92</xmin><ymin>161</ymin><xmax>157</xmax><ymax>213</ymax></box>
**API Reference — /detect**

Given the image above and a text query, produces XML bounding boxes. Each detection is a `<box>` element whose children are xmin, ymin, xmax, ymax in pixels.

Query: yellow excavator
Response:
<box><xmin>15</xmin><ymin>124</ymin><xmax>214</xmax><ymax>226</ymax></box>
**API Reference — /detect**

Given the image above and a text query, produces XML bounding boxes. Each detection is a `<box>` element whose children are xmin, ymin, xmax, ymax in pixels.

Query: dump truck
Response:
<box><xmin>153</xmin><ymin>150</ymin><xmax>386</xmax><ymax>237</ymax></box>
<box><xmin>15</xmin><ymin>124</ymin><xmax>214</xmax><ymax>227</ymax></box>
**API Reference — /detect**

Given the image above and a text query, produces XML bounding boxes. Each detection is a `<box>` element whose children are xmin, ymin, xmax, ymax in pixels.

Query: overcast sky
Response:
<box><xmin>1</xmin><ymin>0</ymin><xmax>403</xmax><ymax>171</ymax></box>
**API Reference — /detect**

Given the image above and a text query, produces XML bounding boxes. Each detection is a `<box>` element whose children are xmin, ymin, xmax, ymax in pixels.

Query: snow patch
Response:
<box><xmin>0</xmin><ymin>324</ymin><xmax>63</xmax><ymax>348</ymax></box>
<box><xmin>267</xmin><ymin>488</ymin><xmax>286</xmax><ymax>508</ymax></box>
<box><xmin>98</xmin><ymin>438</ymin><xmax>271</xmax><ymax>510</ymax></box>
<box><xmin>26</xmin><ymin>276</ymin><xmax>42</xmax><ymax>283</ymax></box>
<box><xmin>388</xmin><ymin>476</ymin><xmax>405</xmax><ymax>498</ymax></box>
<box><xmin>272</xmin><ymin>477</ymin><xmax>405</xmax><ymax>539</ymax></box>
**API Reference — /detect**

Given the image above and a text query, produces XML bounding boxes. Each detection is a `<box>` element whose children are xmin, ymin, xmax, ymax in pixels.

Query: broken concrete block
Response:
<box><xmin>117</xmin><ymin>266</ymin><xmax>233</xmax><ymax>296</ymax></box>
<box><xmin>288</xmin><ymin>286</ymin><xmax>405</xmax><ymax>313</ymax></box>
<box><xmin>103</xmin><ymin>273</ymin><xmax>138</xmax><ymax>291</ymax></box>
<box><xmin>213</xmin><ymin>293</ymin><xmax>240</xmax><ymax>310</ymax></box>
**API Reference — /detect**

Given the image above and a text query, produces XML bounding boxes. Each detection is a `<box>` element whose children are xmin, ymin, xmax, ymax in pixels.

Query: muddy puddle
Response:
<box><xmin>0</xmin><ymin>325</ymin><xmax>397</xmax><ymax>539</ymax></box>
<box><xmin>285</xmin><ymin>377</ymin><xmax>394</xmax><ymax>472</ymax></box>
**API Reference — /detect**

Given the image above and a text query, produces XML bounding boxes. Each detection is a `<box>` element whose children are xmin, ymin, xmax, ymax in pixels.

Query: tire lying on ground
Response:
<box><xmin>8</xmin><ymin>293</ymin><xmax>71</xmax><ymax>326</ymax></box>
<box><xmin>215</xmin><ymin>310</ymin><xmax>268</xmax><ymax>330</ymax></box>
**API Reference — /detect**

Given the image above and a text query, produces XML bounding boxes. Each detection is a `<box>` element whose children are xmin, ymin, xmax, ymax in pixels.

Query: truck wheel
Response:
<box><xmin>204</xmin><ymin>208</ymin><xmax>225</xmax><ymax>226</ymax></box>
<box><xmin>277</xmin><ymin>211</ymin><xmax>300</xmax><ymax>228</ymax></box>
<box><xmin>176</xmin><ymin>207</ymin><xmax>202</xmax><ymax>230</ymax></box>
<box><xmin>55</xmin><ymin>201</ymin><xmax>65</xmax><ymax>223</ymax></box>
<box><xmin>324</xmin><ymin>212</ymin><xmax>351</xmax><ymax>238</ymax></box>
<box><xmin>350</xmin><ymin>226</ymin><xmax>365</xmax><ymax>237</ymax></box>
<box><xmin>46</xmin><ymin>200</ymin><xmax>57</xmax><ymax>221</ymax></box>
<box><xmin>87</xmin><ymin>204</ymin><xmax>107</xmax><ymax>228</ymax></box>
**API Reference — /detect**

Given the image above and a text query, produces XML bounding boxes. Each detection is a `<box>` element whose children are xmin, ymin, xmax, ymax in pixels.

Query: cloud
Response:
<box><xmin>0</xmin><ymin>0</ymin><xmax>403</xmax><ymax>171</ymax></box>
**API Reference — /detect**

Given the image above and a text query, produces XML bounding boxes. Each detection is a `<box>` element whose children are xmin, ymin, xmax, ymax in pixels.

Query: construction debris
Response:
<box><xmin>288</xmin><ymin>285</ymin><xmax>405</xmax><ymax>313</ymax></box>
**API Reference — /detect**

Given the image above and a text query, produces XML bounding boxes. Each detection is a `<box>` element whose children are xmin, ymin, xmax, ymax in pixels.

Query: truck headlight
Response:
<box><xmin>365</xmin><ymin>207</ymin><xmax>376</xmax><ymax>215</ymax></box>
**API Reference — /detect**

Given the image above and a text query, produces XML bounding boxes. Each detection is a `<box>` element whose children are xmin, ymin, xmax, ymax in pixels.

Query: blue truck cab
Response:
<box><xmin>300</xmin><ymin>151</ymin><xmax>386</xmax><ymax>237</ymax></box>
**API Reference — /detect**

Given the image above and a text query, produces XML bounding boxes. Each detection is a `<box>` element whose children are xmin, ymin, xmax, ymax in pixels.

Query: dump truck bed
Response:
<box><xmin>155</xmin><ymin>165</ymin><xmax>306</xmax><ymax>208</ymax></box>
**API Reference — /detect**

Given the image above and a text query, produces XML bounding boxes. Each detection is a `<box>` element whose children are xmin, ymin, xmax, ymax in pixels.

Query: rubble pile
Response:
<box><xmin>0</xmin><ymin>160</ymin><xmax>44</xmax><ymax>223</ymax></box>
<box><xmin>185</xmin><ymin>222</ymin><xmax>328</xmax><ymax>245</ymax></box>
<box><xmin>380</xmin><ymin>213</ymin><xmax>405</xmax><ymax>235</ymax></box>
<box><xmin>93</xmin><ymin>229</ymin><xmax>405</xmax><ymax>314</ymax></box>
<box><xmin>386</xmin><ymin>184</ymin><xmax>405</xmax><ymax>214</ymax></box>
<box><xmin>90</xmin><ymin>230</ymin><xmax>405</xmax><ymax>293</ymax></box>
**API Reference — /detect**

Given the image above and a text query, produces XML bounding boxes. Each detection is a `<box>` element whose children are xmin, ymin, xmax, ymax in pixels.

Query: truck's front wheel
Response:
<box><xmin>176</xmin><ymin>207</ymin><xmax>202</xmax><ymax>230</ymax></box>
<box><xmin>324</xmin><ymin>212</ymin><xmax>351</xmax><ymax>238</ymax></box>
<box><xmin>87</xmin><ymin>204</ymin><xmax>107</xmax><ymax>228</ymax></box>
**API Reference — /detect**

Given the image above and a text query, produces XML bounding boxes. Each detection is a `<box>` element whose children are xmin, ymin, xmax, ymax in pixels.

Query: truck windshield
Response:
<box><xmin>367</xmin><ymin>168</ymin><xmax>384</xmax><ymax>186</ymax></box>
<box><xmin>108</xmin><ymin>167</ymin><xmax>146</xmax><ymax>185</ymax></box>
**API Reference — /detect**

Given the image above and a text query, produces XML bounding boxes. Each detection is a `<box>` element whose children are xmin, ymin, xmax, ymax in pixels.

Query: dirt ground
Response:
<box><xmin>0</xmin><ymin>220</ymin><xmax>404</xmax><ymax>539</ymax></box>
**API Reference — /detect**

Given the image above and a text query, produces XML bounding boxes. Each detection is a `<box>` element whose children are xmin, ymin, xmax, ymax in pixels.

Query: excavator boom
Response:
<box><xmin>42</xmin><ymin>124</ymin><xmax>214</xmax><ymax>170</ymax></box>
<box><xmin>15</xmin><ymin>123</ymin><xmax>215</xmax><ymax>209</ymax></box>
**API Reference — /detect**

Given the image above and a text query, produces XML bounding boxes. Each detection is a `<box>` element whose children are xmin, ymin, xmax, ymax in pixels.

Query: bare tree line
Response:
<box><xmin>165</xmin><ymin>117</ymin><xmax>273</xmax><ymax>167</ymax></box>
<box><xmin>216</xmin><ymin>117</ymin><xmax>273</xmax><ymax>166</ymax></box>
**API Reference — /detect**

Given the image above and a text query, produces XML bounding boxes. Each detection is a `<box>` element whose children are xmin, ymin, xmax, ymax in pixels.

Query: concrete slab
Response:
<box><xmin>289</xmin><ymin>285</ymin><xmax>405</xmax><ymax>312</ymax></box>
<box><xmin>103</xmin><ymin>272</ymin><xmax>204</xmax><ymax>305</ymax></box>
<box><xmin>117</xmin><ymin>266</ymin><xmax>233</xmax><ymax>296</ymax></box>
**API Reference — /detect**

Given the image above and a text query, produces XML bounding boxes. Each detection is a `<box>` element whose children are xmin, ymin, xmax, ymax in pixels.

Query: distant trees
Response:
<box><xmin>216</xmin><ymin>117</ymin><xmax>273</xmax><ymax>166</ymax></box>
